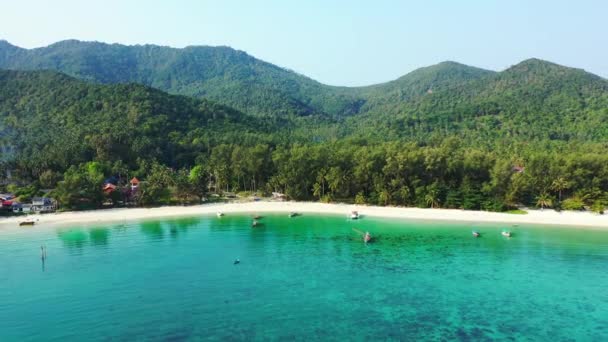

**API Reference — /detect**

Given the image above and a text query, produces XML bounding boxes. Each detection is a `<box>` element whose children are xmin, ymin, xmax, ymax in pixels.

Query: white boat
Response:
<box><xmin>216</xmin><ymin>212</ymin><xmax>224</xmax><ymax>217</ymax></box>
<box><xmin>350</xmin><ymin>211</ymin><xmax>359</xmax><ymax>220</ymax></box>
<box><xmin>501</xmin><ymin>231</ymin><xmax>512</xmax><ymax>237</ymax></box>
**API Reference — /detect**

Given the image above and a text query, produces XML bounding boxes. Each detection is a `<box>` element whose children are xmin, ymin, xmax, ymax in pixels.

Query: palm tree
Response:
<box><xmin>312</xmin><ymin>183</ymin><xmax>322</xmax><ymax>200</ymax></box>
<box><xmin>536</xmin><ymin>193</ymin><xmax>552</xmax><ymax>210</ymax></box>
<box><xmin>379</xmin><ymin>190</ymin><xmax>391</xmax><ymax>205</ymax></box>
<box><xmin>551</xmin><ymin>177</ymin><xmax>569</xmax><ymax>202</ymax></box>
<box><xmin>425</xmin><ymin>190</ymin><xmax>440</xmax><ymax>209</ymax></box>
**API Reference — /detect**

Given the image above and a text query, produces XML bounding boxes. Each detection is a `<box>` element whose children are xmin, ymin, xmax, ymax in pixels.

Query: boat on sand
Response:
<box><xmin>19</xmin><ymin>220</ymin><xmax>35</xmax><ymax>226</ymax></box>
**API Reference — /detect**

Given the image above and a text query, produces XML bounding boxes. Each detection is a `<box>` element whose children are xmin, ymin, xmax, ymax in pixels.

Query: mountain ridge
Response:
<box><xmin>1</xmin><ymin>40</ymin><xmax>605</xmax><ymax>85</ymax></box>
<box><xmin>1</xmin><ymin>40</ymin><xmax>607</xmax><ymax>129</ymax></box>
<box><xmin>0</xmin><ymin>68</ymin><xmax>279</xmax><ymax>172</ymax></box>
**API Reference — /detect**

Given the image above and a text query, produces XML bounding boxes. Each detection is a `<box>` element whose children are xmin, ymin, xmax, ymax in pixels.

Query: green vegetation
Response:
<box><xmin>0</xmin><ymin>40</ymin><xmax>363</xmax><ymax>118</ymax></box>
<box><xmin>505</xmin><ymin>209</ymin><xmax>528</xmax><ymax>215</ymax></box>
<box><xmin>1</xmin><ymin>41</ymin><xmax>608</xmax><ymax>212</ymax></box>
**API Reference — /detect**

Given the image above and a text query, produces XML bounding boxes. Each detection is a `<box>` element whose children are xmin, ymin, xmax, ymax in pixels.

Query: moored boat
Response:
<box><xmin>252</xmin><ymin>220</ymin><xmax>259</xmax><ymax>227</ymax></box>
<box><xmin>350</xmin><ymin>211</ymin><xmax>359</xmax><ymax>220</ymax></box>
<box><xmin>216</xmin><ymin>212</ymin><xmax>224</xmax><ymax>217</ymax></box>
<box><xmin>501</xmin><ymin>230</ymin><xmax>512</xmax><ymax>237</ymax></box>
<box><xmin>364</xmin><ymin>232</ymin><xmax>372</xmax><ymax>243</ymax></box>
<box><xmin>472</xmin><ymin>231</ymin><xmax>480</xmax><ymax>237</ymax></box>
<box><xmin>19</xmin><ymin>220</ymin><xmax>35</xmax><ymax>226</ymax></box>
<box><xmin>253</xmin><ymin>215</ymin><xmax>261</xmax><ymax>220</ymax></box>
<box><xmin>288</xmin><ymin>212</ymin><xmax>298</xmax><ymax>218</ymax></box>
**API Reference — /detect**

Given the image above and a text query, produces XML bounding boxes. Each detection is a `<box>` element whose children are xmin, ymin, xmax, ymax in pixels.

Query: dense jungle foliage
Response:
<box><xmin>1</xmin><ymin>40</ymin><xmax>607</xmax><ymax>212</ymax></box>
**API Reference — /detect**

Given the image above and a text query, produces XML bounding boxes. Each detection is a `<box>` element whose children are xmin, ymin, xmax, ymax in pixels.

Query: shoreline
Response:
<box><xmin>1</xmin><ymin>201</ymin><xmax>608</xmax><ymax>230</ymax></box>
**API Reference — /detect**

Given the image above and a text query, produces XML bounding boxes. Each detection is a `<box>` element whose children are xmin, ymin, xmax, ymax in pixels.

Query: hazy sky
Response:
<box><xmin>1</xmin><ymin>0</ymin><xmax>606</xmax><ymax>86</ymax></box>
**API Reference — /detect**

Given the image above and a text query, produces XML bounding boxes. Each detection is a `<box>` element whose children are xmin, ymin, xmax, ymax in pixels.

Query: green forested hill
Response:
<box><xmin>0</xmin><ymin>69</ymin><xmax>276</xmax><ymax>175</ymax></box>
<box><xmin>2</xmin><ymin>40</ymin><xmax>608</xmax><ymax>211</ymax></box>
<box><xmin>0</xmin><ymin>40</ymin><xmax>507</xmax><ymax>119</ymax></box>
<box><xmin>349</xmin><ymin>59</ymin><xmax>608</xmax><ymax>147</ymax></box>
<box><xmin>2</xmin><ymin>40</ymin><xmax>606</xmax><ymax>144</ymax></box>
<box><xmin>358</xmin><ymin>61</ymin><xmax>495</xmax><ymax>108</ymax></box>
<box><xmin>0</xmin><ymin>40</ymin><xmax>364</xmax><ymax>118</ymax></box>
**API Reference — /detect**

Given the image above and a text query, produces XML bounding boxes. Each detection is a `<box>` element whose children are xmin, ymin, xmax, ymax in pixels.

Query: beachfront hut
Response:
<box><xmin>103</xmin><ymin>183</ymin><xmax>117</xmax><ymax>194</ymax></box>
<box><xmin>130</xmin><ymin>177</ymin><xmax>140</xmax><ymax>190</ymax></box>
<box><xmin>32</xmin><ymin>197</ymin><xmax>55</xmax><ymax>213</ymax></box>
<box><xmin>0</xmin><ymin>199</ymin><xmax>13</xmax><ymax>211</ymax></box>
<box><xmin>13</xmin><ymin>203</ymin><xmax>32</xmax><ymax>213</ymax></box>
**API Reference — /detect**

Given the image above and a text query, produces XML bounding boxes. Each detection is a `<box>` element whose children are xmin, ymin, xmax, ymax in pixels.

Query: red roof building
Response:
<box><xmin>103</xmin><ymin>183</ymin><xmax>117</xmax><ymax>194</ymax></box>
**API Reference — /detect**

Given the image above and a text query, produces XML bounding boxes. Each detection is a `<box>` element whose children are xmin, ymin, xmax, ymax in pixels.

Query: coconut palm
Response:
<box><xmin>379</xmin><ymin>190</ymin><xmax>391</xmax><ymax>205</ymax></box>
<box><xmin>551</xmin><ymin>177</ymin><xmax>569</xmax><ymax>202</ymax></box>
<box><xmin>425</xmin><ymin>190</ymin><xmax>440</xmax><ymax>209</ymax></box>
<box><xmin>536</xmin><ymin>193</ymin><xmax>553</xmax><ymax>210</ymax></box>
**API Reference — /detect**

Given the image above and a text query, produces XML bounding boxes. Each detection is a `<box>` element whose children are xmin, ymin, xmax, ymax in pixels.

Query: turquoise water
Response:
<box><xmin>1</xmin><ymin>213</ymin><xmax>608</xmax><ymax>341</ymax></box>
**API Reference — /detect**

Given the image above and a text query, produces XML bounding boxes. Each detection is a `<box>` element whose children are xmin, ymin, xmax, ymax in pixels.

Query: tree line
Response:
<box><xmin>5</xmin><ymin>138</ymin><xmax>606</xmax><ymax>213</ymax></box>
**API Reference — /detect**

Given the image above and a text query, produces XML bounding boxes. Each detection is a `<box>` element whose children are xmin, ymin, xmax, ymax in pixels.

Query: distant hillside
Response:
<box><xmin>0</xmin><ymin>40</ymin><xmax>364</xmax><ymax>118</ymax></box>
<box><xmin>1</xmin><ymin>40</ymin><xmax>608</xmax><ymax>148</ymax></box>
<box><xmin>0</xmin><ymin>40</ymin><xmax>502</xmax><ymax>119</ymax></box>
<box><xmin>0</xmin><ymin>69</ymin><xmax>274</xmax><ymax>174</ymax></box>
<box><xmin>350</xmin><ymin>58</ymin><xmax>608</xmax><ymax>145</ymax></box>
<box><xmin>357</xmin><ymin>61</ymin><xmax>495</xmax><ymax>113</ymax></box>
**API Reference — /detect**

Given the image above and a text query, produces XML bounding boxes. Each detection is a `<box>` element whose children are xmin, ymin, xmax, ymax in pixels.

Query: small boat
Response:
<box><xmin>288</xmin><ymin>212</ymin><xmax>298</xmax><ymax>218</ymax></box>
<box><xmin>19</xmin><ymin>220</ymin><xmax>35</xmax><ymax>226</ymax></box>
<box><xmin>350</xmin><ymin>211</ymin><xmax>359</xmax><ymax>220</ymax></box>
<box><xmin>253</xmin><ymin>215</ymin><xmax>261</xmax><ymax>220</ymax></box>
<box><xmin>216</xmin><ymin>212</ymin><xmax>224</xmax><ymax>217</ymax></box>
<box><xmin>252</xmin><ymin>220</ymin><xmax>259</xmax><ymax>227</ymax></box>
<box><xmin>363</xmin><ymin>232</ymin><xmax>372</xmax><ymax>243</ymax></box>
<box><xmin>501</xmin><ymin>231</ymin><xmax>512</xmax><ymax>238</ymax></box>
<box><xmin>472</xmin><ymin>231</ymin><xmax>480</xmax><ymax>237</ymax></box>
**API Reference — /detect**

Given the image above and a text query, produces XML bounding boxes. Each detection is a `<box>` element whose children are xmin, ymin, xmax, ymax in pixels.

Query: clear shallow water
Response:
<box><xmin>1</xmin><ymin>214</ymin><xmax>608</xmax><ymax>341</ymax></box>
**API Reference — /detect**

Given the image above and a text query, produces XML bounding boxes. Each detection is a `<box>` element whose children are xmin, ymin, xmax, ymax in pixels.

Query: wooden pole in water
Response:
<box><xmin>40</xmin><ymin>245</ymin><xmax>47</xmax><ymax>260</ymax></box>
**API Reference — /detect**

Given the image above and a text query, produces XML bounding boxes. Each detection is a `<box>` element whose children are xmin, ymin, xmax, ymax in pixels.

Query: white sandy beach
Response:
<box><xmin>1</xmin><ymin>200</ymin><xmax>608</xmax><ymax>230</ymax></box>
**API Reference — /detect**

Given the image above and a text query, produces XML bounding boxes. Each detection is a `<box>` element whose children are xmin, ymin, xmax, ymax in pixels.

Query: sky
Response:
<box><xmin>1</xmin><ymin>0</ymin><xmax>606</xmax><ymax>86</ymax></box>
